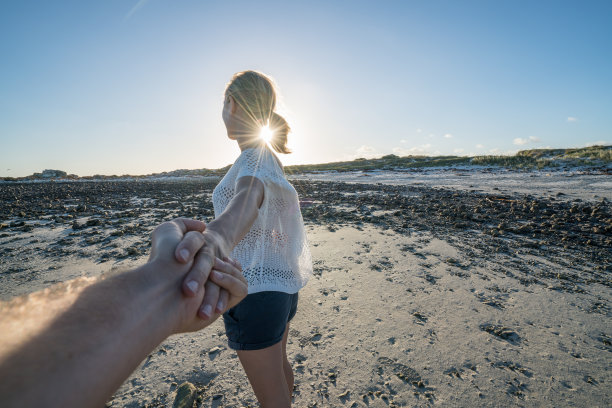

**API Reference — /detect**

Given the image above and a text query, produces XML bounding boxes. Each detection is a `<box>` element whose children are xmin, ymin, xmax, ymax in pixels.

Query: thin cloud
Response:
<box><xmin>444</xmin><ymin>133</ymin><xmax>453</xmax><ymax>139</ymax></box>
<box><xmin>489</xmin><ymin>148</ymin><xmax>516</xmax><ymax>155</ymax></box>
<box><xmin>514</xmin><ymin>136</ymin><xmax>540</xmax><ymax>146</ymax></box>
<box><xmin>567</xmin><ymin>116</ymin><xmax>578</xmax><ymax>122</ymax></box>
<box><xmin>584</xmin><ymin>141</ymin><xmax>609</xmax><ymax>147</ymax></box>
<box><xmin>125</xmin><ymin>0</ymin><xmax>151</xmax><ymax>20</ymax></box>
<box><xmin>393</xmin><ymin>144</ymin><xmax>432</xmax><ymax>156</ymax></box>
<box><xmin>453</xmin><ymin>148</ymin><xmax>465</xmax><ymax>154</ymax></box>
<box><xmin>355</xmin><ymin>145</ymin><xmax>379</xmax><ymax>159</ymax></box>
<box><xmin>357</xmin><ymin>145</ymin><xmax>376</xmax><ymax>154</ymax></box>
<box><xmin>513</xmin><ymin>138</ymin><xmax>529</xmax><ymax>145</ymax></box>
<box><xmin>476</xmin><ymin>144</ymin><xmax>484</xmax><ymax>149</ymax></box>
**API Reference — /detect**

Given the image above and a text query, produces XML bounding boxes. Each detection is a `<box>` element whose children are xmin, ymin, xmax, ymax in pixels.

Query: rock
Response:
<box><xmin>173</xmin><ymin>382</ymin><xmax>197</xmax><ymax>408</ymax></box>
<box><xmin>86</xmin><ymin>218</ymin><xmax>101</xmax><ymax>227</ymax></box>
<box><xmin>126</xmin><ymin>247</ymin><xmax>140</xmax><ymax>256</ymax></box>
<box><xmin>208</xmin><ymin>346</ymin><xmax>224</xmax><ymax>355</ymax></box>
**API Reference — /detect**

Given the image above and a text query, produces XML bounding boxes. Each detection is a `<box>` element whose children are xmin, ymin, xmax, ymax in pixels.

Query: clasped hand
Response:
<box><xmin>148</xmin><ymin>218</ymin><xmax>246</xmax><ymax>333</ymax></box>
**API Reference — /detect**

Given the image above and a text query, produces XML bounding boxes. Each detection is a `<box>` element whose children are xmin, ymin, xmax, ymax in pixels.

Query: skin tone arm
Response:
<box><xmin>0</xmin><ymin>219</ymin><xmax>247</xmax><ymax>408</ymax></box>
<box><xmin>181</xmin><ymin>176</ymin><xmax>264</xmax><ymax>315</ymax></box>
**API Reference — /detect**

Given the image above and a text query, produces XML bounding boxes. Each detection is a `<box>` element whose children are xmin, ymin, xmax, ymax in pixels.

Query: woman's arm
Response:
<box><xmin>181</xmin><ymin>176</ymin><xmax>264</xmax><ymax>314</ymax></box>
<box><xmin>208</xmin><ymin>176</ymin><xmax>265</xmax><ymax>253</ymax></box>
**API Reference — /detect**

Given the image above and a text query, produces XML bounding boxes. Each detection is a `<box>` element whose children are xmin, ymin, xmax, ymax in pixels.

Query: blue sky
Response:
<box><xmin>1</xmin><ymin>0</ymin><xmax>610</xmax><ymax>177</ymax></box>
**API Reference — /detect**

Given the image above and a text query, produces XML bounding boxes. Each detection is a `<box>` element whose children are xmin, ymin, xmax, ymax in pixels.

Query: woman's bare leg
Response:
<box><xmin>281</xmin><ymin>324</ymin><xmax>294</xmax><ymax>396</ymax></box>
<box><xmin>237</xmin><ymin>338</ymin><xmax>291</xmax><ymax>407</ymax></box>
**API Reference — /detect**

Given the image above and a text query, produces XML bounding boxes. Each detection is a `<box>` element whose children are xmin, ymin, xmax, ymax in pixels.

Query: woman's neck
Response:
<box><xmin>236</xmin><ymin>136</ymin><xmax>266</xmax><ymax>152</ymax></box>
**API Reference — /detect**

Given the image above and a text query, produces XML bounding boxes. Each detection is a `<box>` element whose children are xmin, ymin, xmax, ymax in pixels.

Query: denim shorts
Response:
<box><xmin>222</xmin><ymin>291</ymin><xmax>299</xmax><ymax>351</ymax></box>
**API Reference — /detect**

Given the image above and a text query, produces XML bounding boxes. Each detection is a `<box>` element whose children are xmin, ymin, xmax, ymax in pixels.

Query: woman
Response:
<box><xmin>183</xmin><ymin>70</ymin><xmax>312</xmax><ymax>406</ymax></box>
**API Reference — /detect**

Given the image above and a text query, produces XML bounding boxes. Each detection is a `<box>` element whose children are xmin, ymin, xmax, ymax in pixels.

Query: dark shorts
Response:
<box><xmin>222</xmin><ymin>291</ymin><xmax>299</xmax><ymax>351</ymax></box>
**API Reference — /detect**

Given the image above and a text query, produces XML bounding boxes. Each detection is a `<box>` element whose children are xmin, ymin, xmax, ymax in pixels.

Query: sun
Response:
<box><xmin>259</xmin><ymin>125</ymin><xmax>274</xmax><ymax>144</ymax></box>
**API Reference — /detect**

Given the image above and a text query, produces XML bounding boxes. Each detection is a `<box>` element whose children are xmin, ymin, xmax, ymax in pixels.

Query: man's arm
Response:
<box><xmin>0</xmin><ymin>219</ymin><xmax>247</xmax><ymax>408</ymax></box>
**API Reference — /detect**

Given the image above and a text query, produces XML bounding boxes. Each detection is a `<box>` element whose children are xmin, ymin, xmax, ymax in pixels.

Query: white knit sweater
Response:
<box><xmin>212</xmin><ymin>146</ymin><xmax>312</xmax><ymax>294</ymax></box>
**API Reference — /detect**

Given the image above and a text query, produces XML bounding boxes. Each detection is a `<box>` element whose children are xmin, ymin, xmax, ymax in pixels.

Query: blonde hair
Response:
<box><xmin>225</xmin><ymin>70</ymin><xmax>291</xmax><ymax>154</ymax></box>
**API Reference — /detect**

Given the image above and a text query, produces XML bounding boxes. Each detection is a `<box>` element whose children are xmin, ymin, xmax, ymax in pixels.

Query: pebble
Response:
<box><xmin>172</xmin><ymin>382</ymin><xmax>197</xmax><ymax>408</ymax></box>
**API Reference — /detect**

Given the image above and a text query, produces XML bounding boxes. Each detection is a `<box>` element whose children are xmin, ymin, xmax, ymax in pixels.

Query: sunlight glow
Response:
<box><xmin>259</xmin><ymin>125</ymin><xmax>274</xmax><ymax>144</ymax></box>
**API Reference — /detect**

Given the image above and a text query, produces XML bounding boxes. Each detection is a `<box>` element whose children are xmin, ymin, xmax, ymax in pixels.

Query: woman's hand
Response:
<box><xmin>173</xmin><ymin>254</ymin><xmax>247</xmax><ymax>334</ymax></box>
<box><xmin>175</xmin><ymin>229</ymin><xmax>233</xmax><ymax>319</ymax></box>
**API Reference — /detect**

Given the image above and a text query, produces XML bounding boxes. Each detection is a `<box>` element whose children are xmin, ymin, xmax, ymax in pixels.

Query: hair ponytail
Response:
<box><xmin>269</xmin><ymin>112</ymin><xmax>291</xmax><ymax>154</ymax></box>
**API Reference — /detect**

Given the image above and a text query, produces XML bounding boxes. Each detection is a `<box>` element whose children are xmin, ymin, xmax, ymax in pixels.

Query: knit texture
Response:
<box><xmin>212</xmin><ymin>147</ymin><xmax>312</xmax><ymax>294</ymax></box>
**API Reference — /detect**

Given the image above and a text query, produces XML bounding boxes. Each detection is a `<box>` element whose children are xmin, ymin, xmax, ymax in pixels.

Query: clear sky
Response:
<box><xmin>1</xmin><ymin>0</ymin><xmax>610</xmax><ymax>177</ymax></box>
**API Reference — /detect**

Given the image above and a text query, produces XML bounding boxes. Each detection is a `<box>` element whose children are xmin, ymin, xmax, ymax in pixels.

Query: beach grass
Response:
<box><xmin>285</xmin><ymin>145</ymin><xmax>611</xmax><ymax>174</ymax></box>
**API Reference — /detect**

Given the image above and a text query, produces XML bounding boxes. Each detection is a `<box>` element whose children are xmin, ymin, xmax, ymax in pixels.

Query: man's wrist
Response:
<box><xmin>134</xmin><ymin>260</ymin><xmax>191</xmax><ymax>337</ymax></box>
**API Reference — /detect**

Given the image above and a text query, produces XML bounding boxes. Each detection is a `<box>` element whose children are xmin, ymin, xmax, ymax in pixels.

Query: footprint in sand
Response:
<box><xmin>480</xmin><ymin>323</ymin><xmax>522</xmax><ymax>345</ymax></box>
<box><xmin>375</xmin><ymin>356</ymin><xmax>435</xmax><ymax>403</ymax></box>
<box><xmin>491</xmin><ymin>361</ymin><xmax>532</xmax><ymax>378</ymax></box>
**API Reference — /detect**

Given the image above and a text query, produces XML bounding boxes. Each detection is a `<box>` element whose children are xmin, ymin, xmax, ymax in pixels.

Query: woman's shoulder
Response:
<box><xmin>240</xmin><ymin>147</ymin><xmax>283</xmax><ymax>173</ymax></box>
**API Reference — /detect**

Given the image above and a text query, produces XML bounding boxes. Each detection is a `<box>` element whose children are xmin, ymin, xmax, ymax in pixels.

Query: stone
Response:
<box><xmin>86</xmin><ymin>218</ymin><xmax>101</xmax><ymax>227</ymax></box>
<box><xmin>173</xmin><ymin>382</ymin><xmax>197</xmax><ymax>408</ymax></box>
<box><xmin>208</xmin><ymin>346</ymin><xmax>224</xmax><ymax>355</ymax></box>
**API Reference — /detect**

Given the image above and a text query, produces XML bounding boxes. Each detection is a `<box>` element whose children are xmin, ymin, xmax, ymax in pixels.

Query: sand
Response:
<box><xmin>105</xmin><ymin>225</ymin><xmax>610</xmax><ymax>407</ymax></box>
<box><xmin>0</xmin><ymin>175</ymin><xmax>610</xmax><ymax>407</ymax></box>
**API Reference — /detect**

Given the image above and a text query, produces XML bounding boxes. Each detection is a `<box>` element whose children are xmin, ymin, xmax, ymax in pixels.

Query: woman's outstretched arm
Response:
<box><xmin>209</xmin><ymin>175</ymin><xmax>265</xmax><ymax>253</ymax></box>
<box><xmin>181</xmin><ymin>176</ymin><xmax>264</xmax><ymax>315</ymax></box>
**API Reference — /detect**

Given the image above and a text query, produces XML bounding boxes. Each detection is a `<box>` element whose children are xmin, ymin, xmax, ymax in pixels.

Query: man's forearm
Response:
<box><xmin>0</xmin><ymin>261</ymin><xmax>184</xmax><ymax>408</ymax></box>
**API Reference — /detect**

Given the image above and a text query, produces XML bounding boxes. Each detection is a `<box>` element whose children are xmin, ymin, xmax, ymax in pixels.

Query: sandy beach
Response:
<box><xmin>0</xmin><ymin>172</ymin><xmax>610</xmax><ymax>407</ymax></box>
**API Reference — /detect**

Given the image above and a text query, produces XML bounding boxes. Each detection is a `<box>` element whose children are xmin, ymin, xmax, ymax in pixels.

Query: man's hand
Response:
<box><xmin>149</xmin><ymin>218</ymin><xmax>206</xmax><ymax>268</ymax></box>
<box><xmin>149</xmin><ymin>218</ymin><xmax>234</xmax><ymax>320</ymax></box>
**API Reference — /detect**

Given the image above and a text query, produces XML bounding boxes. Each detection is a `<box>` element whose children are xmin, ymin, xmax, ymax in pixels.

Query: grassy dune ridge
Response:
<box><xmin>3</xmin><ymin>146</ymin><xmax>610</xmax><ymax>181</ymax></box>
<box><xmin>285</xmin><ymin>145</ymin><xmax>611</xmax><ymax>173</ymax></box>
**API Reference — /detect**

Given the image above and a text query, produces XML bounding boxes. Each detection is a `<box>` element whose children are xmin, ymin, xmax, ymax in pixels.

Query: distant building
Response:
<box><xmin>31</xmin><ymin>169</ymin><xmax>68</xmax><ymax>179</ymax></box>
